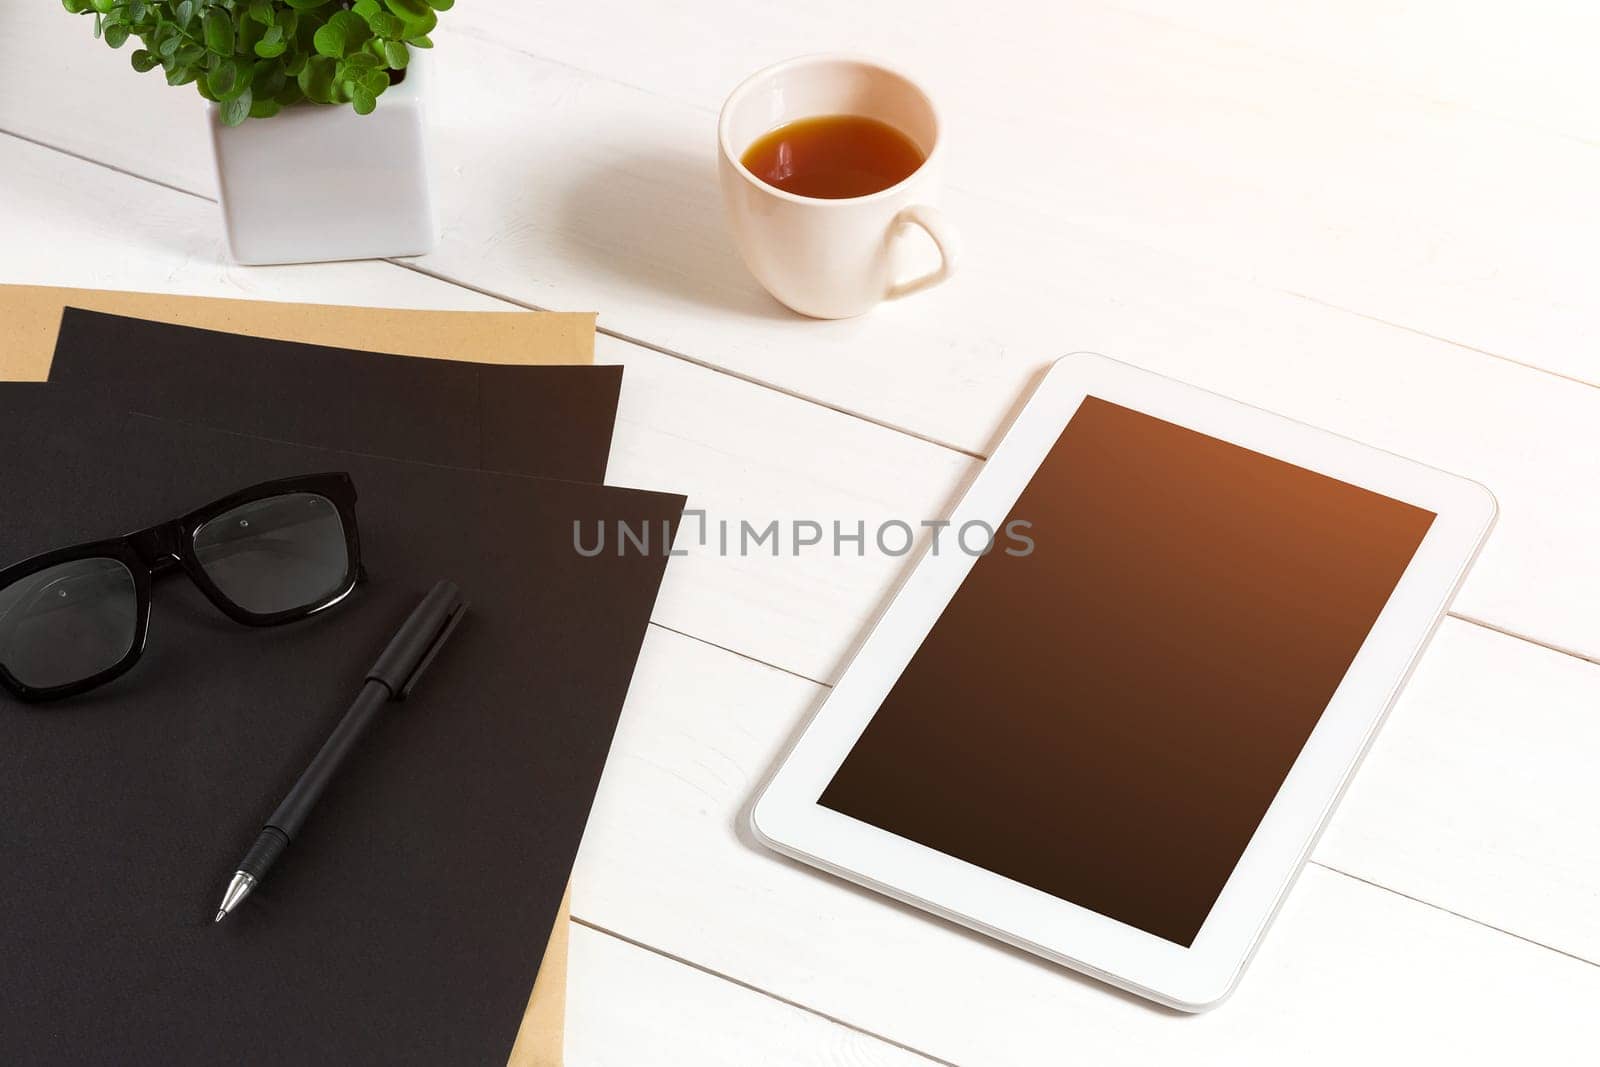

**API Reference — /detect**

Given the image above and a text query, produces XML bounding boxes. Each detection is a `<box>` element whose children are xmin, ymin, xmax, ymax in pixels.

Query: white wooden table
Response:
<box><xmin>3</xmin><ymin>3</ymin><xmax>1598</xmax><ymax>1062</ymax></box>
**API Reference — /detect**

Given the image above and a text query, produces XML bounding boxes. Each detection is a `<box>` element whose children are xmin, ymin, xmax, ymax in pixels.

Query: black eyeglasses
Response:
<box><xmin>0</xmin><ymin>473</ymin><xmax>362</xmax><ymax>702</ymax></box>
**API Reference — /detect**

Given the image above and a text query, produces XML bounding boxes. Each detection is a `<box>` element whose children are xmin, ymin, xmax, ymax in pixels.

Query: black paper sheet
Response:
<box><xmin>0</xmin><ymin>396</ymin><xmax>684</xmax><ymax>1065</ymax></box>
<box><xmin>48</xmin><ymin>307</ymin><xmax>624</xmax><ymax>484</ymax></box>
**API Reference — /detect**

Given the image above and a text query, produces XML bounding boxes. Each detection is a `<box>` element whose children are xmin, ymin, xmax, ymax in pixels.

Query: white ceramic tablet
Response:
<box><xmin>752</xmin><ymin>353</ymin><xmax>1496</xmax><ymax>1011</ymax></box>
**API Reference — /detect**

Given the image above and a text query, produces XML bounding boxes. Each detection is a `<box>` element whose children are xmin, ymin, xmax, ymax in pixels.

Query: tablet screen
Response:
<box><xmin>819</xmin><ymin>397</ymin><xmax>1436</xmax><ymax>947</ymax></box>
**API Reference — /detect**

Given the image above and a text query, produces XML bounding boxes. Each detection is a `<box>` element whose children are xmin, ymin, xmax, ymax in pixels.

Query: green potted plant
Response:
<box><xmin>64</xmin><ymin>0</ymin><xmax>453</xmax><ymax>264</ymax></box>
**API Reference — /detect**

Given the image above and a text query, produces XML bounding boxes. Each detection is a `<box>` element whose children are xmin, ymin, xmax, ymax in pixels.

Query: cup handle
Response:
<box><xmin>886</xmin><ymin>205</ymin><xmax>961</xmax><ymax>300</ymax></box>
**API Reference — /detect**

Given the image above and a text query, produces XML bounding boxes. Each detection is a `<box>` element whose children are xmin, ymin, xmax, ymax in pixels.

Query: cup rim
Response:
<box><xmin>718</xmin><ymin>53</ymin><xmax>943</xmax><ymax>207</ymax></box>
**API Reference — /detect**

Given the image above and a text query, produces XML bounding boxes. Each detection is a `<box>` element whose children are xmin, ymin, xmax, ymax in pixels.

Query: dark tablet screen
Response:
<box><xmin>820</xmin><ymin>397</ymin><xmax>1435</xmax><ymax>946</ymax></box>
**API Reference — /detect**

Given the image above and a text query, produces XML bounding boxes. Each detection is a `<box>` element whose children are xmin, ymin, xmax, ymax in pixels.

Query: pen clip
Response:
<box><xmin>398</xmin><ymin>600</ymin><xmax>468</xmax><ymax>700</ymax></box>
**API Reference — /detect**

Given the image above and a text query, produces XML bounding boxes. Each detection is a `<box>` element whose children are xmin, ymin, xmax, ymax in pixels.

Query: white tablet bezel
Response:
<box><xmin>751</xmin><ymin>353</ymin><xmax>1496</xmax><ymax>1011</ymax></box>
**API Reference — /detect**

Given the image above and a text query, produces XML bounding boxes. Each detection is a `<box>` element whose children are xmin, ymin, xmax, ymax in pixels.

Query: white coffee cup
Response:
<box><xmin>717</xmin><ymin>55</ymin><xmax>960</xmax><ymax>320</ymax></box>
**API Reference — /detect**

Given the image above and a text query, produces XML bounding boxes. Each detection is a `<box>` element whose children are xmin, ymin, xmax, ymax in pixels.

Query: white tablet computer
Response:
<box><xmin>752</xmin><ymin>354</ymin><xmax>1496</xmax><ymax>1011</ymax></box>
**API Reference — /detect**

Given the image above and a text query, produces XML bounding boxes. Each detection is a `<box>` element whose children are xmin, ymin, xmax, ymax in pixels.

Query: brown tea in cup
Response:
<box><xmin>740</xmin><ymin>114</ymin><xmax>925</xmax><ymax>200</ymax></box>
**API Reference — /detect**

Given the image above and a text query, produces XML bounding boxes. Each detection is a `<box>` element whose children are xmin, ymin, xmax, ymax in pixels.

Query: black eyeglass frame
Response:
<box><xmin>0</xmin><ymin>472</ymin><xmax>362</xmax><ymax>702</ymax></box>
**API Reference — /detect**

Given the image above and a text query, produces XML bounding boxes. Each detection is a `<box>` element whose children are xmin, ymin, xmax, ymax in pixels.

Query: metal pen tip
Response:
<box><xmin>214</xmin><ymin>870</ymin><xmax>256</xmax><ymax>925</ymax></box>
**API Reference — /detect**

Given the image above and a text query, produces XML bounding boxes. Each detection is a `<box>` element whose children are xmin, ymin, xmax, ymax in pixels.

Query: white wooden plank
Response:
<box><xmin>438</xmin><ymin>0</ymin><xmax>1600</xmax><ymax>386</ymax></box>
<box><xmin>10</xmin><ymin>1</ymin><xmax>1596</xmax><ymax>386</ymax></box>
<box><xmin>440</xmin><ymin>0</ymin><xmax>1600</xmax><ymax>142</ymax></box>
<box><xmin>1318</xmin><ymin>618</ymin><xmax>1600</xmax><ymax>963</ymax></box>
<box><xmin>565</xmin><ymin>925</ymin><xmax>933</xmax><ymax>1066</ymax></box>
<box><xmin>1096</xmin><ymin>0</ymin><xmax>1600</xmax><ymax>143</ymax></box>
<box><xmin>577</xmin><ymin>622</ymin><xmax>1600</xmax><ymax>1065</ymax></box>
<box><xmin>6</xmin><ymin>9</ymin><xmax>1600</xmax><ymax>664</ymax></box>
<box><xmin>0</xmin><ymin>141</ymin><xmax>485</xmax><ymax>313</ymax></box>
<box><xmin>0</xmin><ymin>3</ymin><xmax>215</xmax><ymax>196</ymax></box>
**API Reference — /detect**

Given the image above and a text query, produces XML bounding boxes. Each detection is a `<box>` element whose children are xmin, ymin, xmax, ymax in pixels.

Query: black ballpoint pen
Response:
<box><xmin>214</xmin><ymin>580</ymin><xmax>467</xmax><ymax>923</ymax></box>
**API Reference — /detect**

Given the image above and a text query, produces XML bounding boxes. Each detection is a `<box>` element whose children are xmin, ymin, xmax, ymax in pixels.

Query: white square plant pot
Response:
<box><xmin>207</xmin><ymin>52</ymin><xmax>437</xmax><ymax>265</ymax></box>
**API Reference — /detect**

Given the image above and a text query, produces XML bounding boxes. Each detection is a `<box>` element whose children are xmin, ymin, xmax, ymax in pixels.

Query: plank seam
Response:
<box><xmin>1448</xmin><ymin>612</ymin><xmax>1600</xmax><ymax>669</ymax></box>
<box><xmin>1277</xmin><ymin>286</ymin><xmax>1600</xmax><ymax>391</ymax></box>
<box><xmin>0</xmin><ymin>127</ymin><xmax>208</xmax><ymax>203</ymax></box>
<box><xmin>1310</xmin><ymin>862</ymin><xmax>1600</xmax><ymax>970</ymax></box>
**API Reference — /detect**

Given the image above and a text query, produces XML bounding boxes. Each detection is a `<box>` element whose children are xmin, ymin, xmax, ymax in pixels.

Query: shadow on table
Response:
<box><xmin>555</xmin><ymin>147</ymin><xmax>795</xmax><ymax>323</ymax></box>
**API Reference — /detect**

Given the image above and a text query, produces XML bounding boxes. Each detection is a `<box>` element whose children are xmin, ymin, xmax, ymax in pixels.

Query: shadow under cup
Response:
<box><xmin>718</xmin><ymin>56</ymin><xmax>951</xmax><ymax>319</ymax></box>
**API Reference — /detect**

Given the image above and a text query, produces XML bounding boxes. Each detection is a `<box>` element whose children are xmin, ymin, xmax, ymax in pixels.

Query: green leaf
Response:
<box><xmin>312</xmin><ymin>22</ymin><xmax>345</xmax><ymax>58</ymax></box>
<box><xmin>238</xmin><ymin>16</ymin><xmax>266</xmax><ymax>54</ymax></box>
<box><xmin>382</xmin><ymin>0</ymin><xmax>436</xmax><ymax>36</ymax></box>
<box><xmin>202</xmin><ymin>10</ymin><xmax>232</xmax><ymax>55</ymax></box>
<box><xmin>365</xmin><ymin>11</ymin><xmax>403</xmax><ymax>37</ymax></box>
<box><xmin>252</xmin><ymin>60</ymin><xmax>286</xmax><ymax>95</ymax></box>
<box><xmin>297</xmin><ymin>54</ymin><xmax>337</xmax><ymax>102</ymax></box>
<box><xmin>334</xmin><ymin>65</ymin><xmax>357</xmax><ymax>98</ymax></box>
<box><xmin>220</xmin><ymin>88</ymin><xmax>253</xmax><ymax>126</ymax></box>
<box><xmin>222</xmin><ymin>60</ymin><xmax>255</xmax><ymax>99</ymax></box>
<box><xmin>249</xmin><ymin>97</ymin><xmax>281</xmax><ymax>119</ymax></box>
<box><xmin>206</xmin><ymin>57</ymin><xmax>238</xmax><ymax>97</ymax></box>
<box><xmin>408</xmin><ymin>10</ymin><xmax>437</xmax><ymax>36</ymax></box>
<box><xmin>337</xmin><ymin>9</ymin><xmax>373</xmax><ymax>45</ymax></box>
<box><xmin>350</xmin><ymin>0</ymin><xmax>401</xmax><ymax>36</ymax></box>
<box><xmin>66</xmin><ymin>0</ymin><xmax>442</xmax><ymax>118</ymax></box>
<box><xmin>314</xmin><ymin>9</ymin><xmax>373</xmax><ymax>58</ymax></box>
